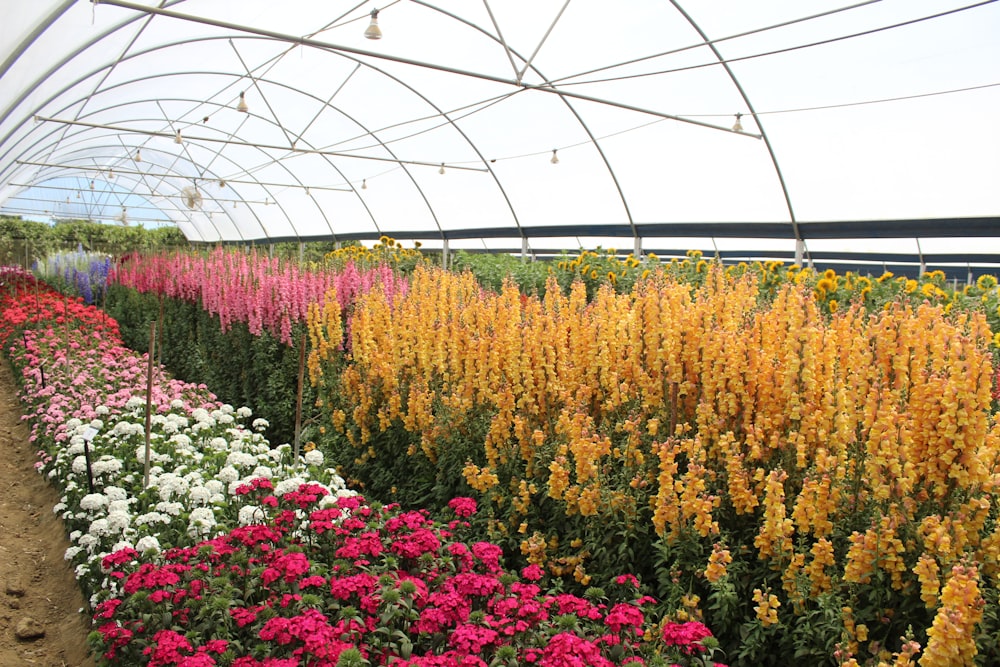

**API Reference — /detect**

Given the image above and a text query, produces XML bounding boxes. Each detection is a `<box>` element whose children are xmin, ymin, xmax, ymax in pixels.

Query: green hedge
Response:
<box><xmin>104</xmin><ymin>285</ymin><xmax>314</xmax><ymax>448</ymax></box>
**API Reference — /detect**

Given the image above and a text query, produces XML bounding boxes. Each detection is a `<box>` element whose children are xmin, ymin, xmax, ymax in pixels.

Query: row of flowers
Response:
<box><xmin>0</xmin><ymin>265</ymin><xmax>726</xmax><ymax>667</ymax></box>
<box><xmin>32</xmin><ymin>243</ymin><xmax>113</xmax><ymax>305</ymax></box>
<box><xmin>111</xmin><ymin>248</ymin><xmax>409</xmax><ymax>345</ymax></box>
<box><xmin>310</xmin><ymin>263</ymin><xmax>1000</xmax><ymax>666</ymax></box>
<box><xmin>35</xmin><ymin>244</ymin><xmax>1000</xmax><ymax>665</ymax></box>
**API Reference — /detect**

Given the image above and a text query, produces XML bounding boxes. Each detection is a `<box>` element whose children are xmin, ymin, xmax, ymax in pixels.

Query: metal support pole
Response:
<box><xmin>521</xmin><ymin>236</ymin><xmax>528</xmax><ymax>263</ymax></box>
<box><xmin>633</xmin><ymin>236</ymin><xmax>642</xmax><ymax>259</ymax></box>
<box><xmin>794</xmin><ymin>239</ymin><xmax>805</xmax><ymax>266</ymax></box>
<box><xmin>442</xmin><ymin>239</ymin><xmax>449</xmax><ymax>270</ymax></box>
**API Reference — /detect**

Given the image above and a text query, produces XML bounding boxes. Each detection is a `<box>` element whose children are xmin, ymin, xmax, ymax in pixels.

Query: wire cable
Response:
<box><xmin>556</xmin><ymin>0</ymin><xmax>997</xmax><ymax>88</ymax></box>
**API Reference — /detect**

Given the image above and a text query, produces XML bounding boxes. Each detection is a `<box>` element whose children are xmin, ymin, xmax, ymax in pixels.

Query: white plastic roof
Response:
<box><xmin>1</xmin><ymin>0</ymin><xmax>998</xmax><ymax>273</ymax></box>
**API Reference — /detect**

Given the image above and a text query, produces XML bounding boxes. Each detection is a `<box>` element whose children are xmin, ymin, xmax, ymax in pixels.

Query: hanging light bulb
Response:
<box><xmin>219</xmin><ymin>180</ymin><xmax>226</xmax><ymax>188</ymax></box>
<box><xmin>550</xmin><ymin>149</ymin><xmax>559</xmax><ymax>164</ymax></box>
<box><xmin>732</xmin><ymin>113</ymin><xmax>743</xmax><ymax>133</ymax></box>
<box><xmin>237</xmin><ymin>91</ymin><xmax>249</xmax><ymax>113</ymax></box>
<box><xmin>134</xmin><ymin>149</ymin><xmax>142</xmax><ymax>163</ymax></box>
<box><xmin>305</xmin><ymin>187</ymin><xmax>311</xmax><ymax>196</ymax></box>
<box><xmin>174</xmin><ymin>129</ymin><xmax>183</xmax><ymax>144</ymax></box>
<box><xmin>361</xmin><ymin>179</ymin><xmax>367</xmax><ymax>190</ymax></box>
<box><xmin>439</xmin><ymin>163</ymin><xmax>446</xmax><ymax>175</ymax></box>
<box><xmin>364</xmin><ymin>9</ymin><xmax>382</xmax><ymax>40</ymax></box>
<box><xmin>89</xmin><ymin>180</ymin><xmax>95</xmax><ymax>190</ymax></box>
<box><xmin>76</xmin><ymin>191</ymin><xmax>81</xmax><ymax>199</ymax></box>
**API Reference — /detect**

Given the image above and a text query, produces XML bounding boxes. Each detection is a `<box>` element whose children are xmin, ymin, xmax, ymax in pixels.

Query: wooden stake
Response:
<box><xmin>143</xmin><ymin>320</ymin><xmax>156</xmax><ymax>489</ymax></box>
<box><xmin>64</xmin><ymin>297</ymin><xmax>72</xmax><ymax>380</ymax></box>
<box><xmin>101</xmin><ymin>275</ymin><xmax>108</xmax><ymax>330</ymax></box>
<box><xmin>82</xmin><ymin>436</ymin><xmax>96</xmax><ymax>494</ymax></box>
<box><xmin>157</xmin><ymin>295</ymin><xmax>164</xmax><ymax>367</ymax></box>
<box><xmin>293</xmin><ymin>331</ymin><xmax>306</xmax><ymax>462</ymax></box>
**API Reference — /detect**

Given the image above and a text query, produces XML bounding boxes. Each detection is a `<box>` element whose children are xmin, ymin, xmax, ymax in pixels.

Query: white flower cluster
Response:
<box><xmin>38</xmin><ymin>397</ymin><xmax>354</xmax><ymax>604</ymax></box>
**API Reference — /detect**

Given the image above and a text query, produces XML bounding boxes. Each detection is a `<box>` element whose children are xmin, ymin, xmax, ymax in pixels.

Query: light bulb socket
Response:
<box><xmin>364</xmin><ymin>9</ymin><xmax>382</xmax><ymax>40</ymax></box>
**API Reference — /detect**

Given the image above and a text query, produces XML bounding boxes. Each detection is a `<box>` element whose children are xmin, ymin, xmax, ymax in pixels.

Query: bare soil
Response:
<box><xmin>0</xmin><ymin>359</ymin><xmax>95</xmax><ymax>667</ymax></box>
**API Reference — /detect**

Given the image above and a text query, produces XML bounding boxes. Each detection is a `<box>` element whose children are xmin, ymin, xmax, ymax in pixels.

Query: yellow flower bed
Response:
<box><xmin>311</xmin><ymin>263</ymin><xmax>1000</xmax><ymax>665</ymax></box>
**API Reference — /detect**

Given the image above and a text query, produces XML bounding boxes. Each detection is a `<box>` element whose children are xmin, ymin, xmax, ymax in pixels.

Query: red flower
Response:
<box><xmin>447</xmin><ymin>497</ymin><xmax>478</xmax><ymax>518</ymax></box>
<box><xmin>661</xmin><ymin>621</ymin><xmax>713</xmax><ymax>654</ymax></box>
<box><xmin>604</xmin><ymin>602</ymin><xmax>645</xmax><ymax>633</ymax></box>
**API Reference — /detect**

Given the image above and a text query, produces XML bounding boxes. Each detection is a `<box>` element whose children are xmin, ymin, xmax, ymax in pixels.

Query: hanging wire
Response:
<box><xmin>450</xmin><ymin>80</ymin><xmax>1000</xmax><ymax>166</ymax></box>
<box><xmin>555</xmin><ymin>1</ymin><xmax>997</xmax><ymax>88</ymax></box>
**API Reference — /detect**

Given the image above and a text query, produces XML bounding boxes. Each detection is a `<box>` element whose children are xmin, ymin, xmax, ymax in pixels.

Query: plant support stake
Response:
<box><xmin>293</xmin><ymin>331</ymin><xmax>306</xmax><ymax>462</ymax></box>
<box><xmin>82</xmin><ymin>435</ymin><xmax>96</xmax><ymax>494</ymax></box>
<box><xmin>143</xmin><ymin>320</ymin><xmax>156</xmax><ymax>489</ymax></box>
<box><xmin>157</xmin><ymin>295</ymin><xmax>164</xmax><ymax>367</ymax></box>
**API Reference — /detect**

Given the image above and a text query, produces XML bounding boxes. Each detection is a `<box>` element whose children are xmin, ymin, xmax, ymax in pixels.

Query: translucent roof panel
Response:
<box><xmin>1</xmin><ymin>0</ymin><xmax>997</xmax><ymax>270</ymax></box>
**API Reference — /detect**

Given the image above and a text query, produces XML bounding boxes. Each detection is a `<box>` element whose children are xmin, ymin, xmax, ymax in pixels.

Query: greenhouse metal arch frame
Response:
<box><xmin>1</xmin><ymin>0</ymin><xmax>997</xmax><ymax>277</ymax></box>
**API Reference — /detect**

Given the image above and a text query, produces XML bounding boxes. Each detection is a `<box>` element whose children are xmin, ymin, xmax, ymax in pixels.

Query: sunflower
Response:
<box><xmin>976</xmin><ymin>274</ymin><xmax>998</xmax><ymax>290</ymax></box>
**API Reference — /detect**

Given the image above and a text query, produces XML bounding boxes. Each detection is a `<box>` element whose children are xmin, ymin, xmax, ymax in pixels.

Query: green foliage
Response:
<box><xmin>451</xmin><ymin>251</ymin><xmax>553</xmax><ymax>296</ymax></box>
<box><xmin>104</xmin><ymin>285</ymin><xmax>313</xmax><ymax>447</ymax></box>
<box><xmin>0</xmin><ymin>215</ymin><xmax>187</xmax><ymax>268</ymax></box>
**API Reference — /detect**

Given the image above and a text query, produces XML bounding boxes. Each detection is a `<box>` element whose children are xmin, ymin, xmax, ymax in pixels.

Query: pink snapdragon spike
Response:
<box><xmin>110</xmin><ymin>249</ymin><xmax>409</xmax><ymax>345</ymax></box>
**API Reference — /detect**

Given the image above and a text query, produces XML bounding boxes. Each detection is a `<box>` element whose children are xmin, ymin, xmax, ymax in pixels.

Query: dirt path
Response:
<box><xmin>0</xmin><ymin>359</ymin><xmax>95</xmax><ymax>667</ymax></box>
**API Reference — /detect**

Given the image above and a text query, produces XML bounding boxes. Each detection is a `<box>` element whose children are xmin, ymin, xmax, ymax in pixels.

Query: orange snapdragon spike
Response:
<box><xmin>315</xmin><ymin>263</ymin><xmax>1000</xmax><ymax>658</ymax></box>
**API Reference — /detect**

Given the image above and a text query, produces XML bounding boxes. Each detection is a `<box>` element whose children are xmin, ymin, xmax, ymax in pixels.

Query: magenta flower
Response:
<box><xmin>447</xmin><ymin>497</ymin><xmax>478</xmax><ymax>518</ymax></box>
<box><xmin>604</xmin><ymin>602</ymin><xmax>645</xmax><ymax>633</ymax></box>
<box><xmin>540</xmin><ymin>632</ymin><xmax>614</xmax><ymax>667</ymax></box>
<box><xmin>661</xmin><ymin>621</ymin><xmax>713</xmax><ymax>654</ymax></box>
